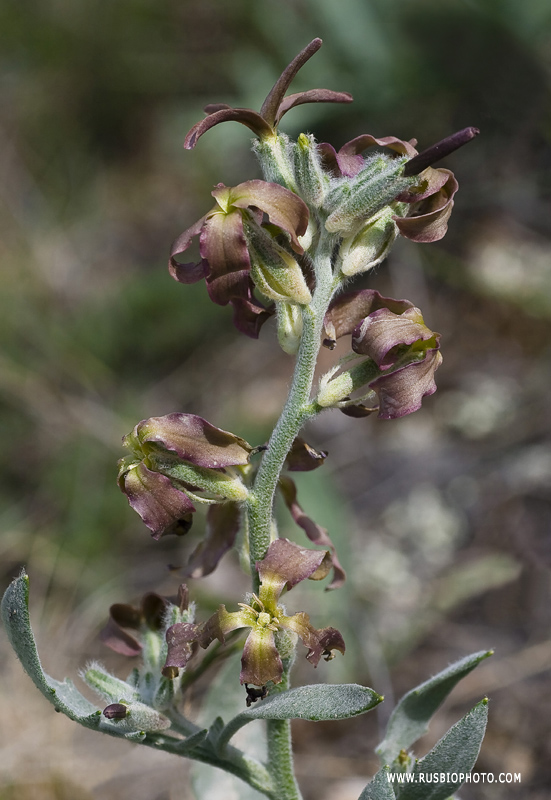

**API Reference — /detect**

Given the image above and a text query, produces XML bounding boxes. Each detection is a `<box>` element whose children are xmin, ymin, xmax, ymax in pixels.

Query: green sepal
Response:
<box><xmin>148</xmin><ymin>456</ymin><xmax>249</xmax><ymax>502</ymax></box>
<box><xmin>376</xmin><ymin>650</ymin><xmax>492</xmax><ymax>765</ymax></box>
<box><xmin>397</xmin><ymin>699</ymin><xmax>489</xmax><ymax>800</ymax></box>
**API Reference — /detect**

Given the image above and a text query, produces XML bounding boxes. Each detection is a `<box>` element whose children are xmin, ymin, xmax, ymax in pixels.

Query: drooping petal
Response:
<box><xmin>240</xmin><ymin>627</ymin><xmax>283</xmax><ymax>686</ymax></box>
<box><xmin>135</xmin><ymin>413</ymin><xmax>252</xmax><ymax>468</ymax></box>
<box><xmin>182</xmin><ymin>502</ymin><xmax>241</xmax><ymax>579</ymax></box>
<box><xmin>119</xmin><ymin>461</ymin><xmax>195</xmax><ymax>540</ymax></box>
<box><xmin>320</xmin><ymin>134</ymin><xmax>417</xmax><ymax>178</ymax></box>
<box><xmin>279</xmin><ymin>476</ymin><xmax>346</xmax><ymax>590</ymax></box>
<box><xmin>352</xmin><ymin>306</ymin><xmax>435</xmax><ymax>369</ymax></box>
<box><xmin>224</xmin><ymin>180</ymin><xmax>309</xmax><ymax>252</ymax></box>
<box><xmin>200</xmin><ymin>209</ymin><xmax>251</xmax><ymax>285</ymax></box>
<box><xmin>285</xmin><ymin>437</ymin><xmax>328</xmax><ymax>472</ymax></box>
<box><xmin>323</xmin><ymin>289</ymin><xmax>415</xmax><ymax>346</ymax></box>
<box><xmin>206</xmin><ymin>268</ymin><xmax>251</xmax><ymax>306</ymax></box>
<box><xmin>394</xmin><ymin>171</ymin><xmax>459</xmax><ymax>243</ymax></box>
<box><xmin>184</xmin><ymin>108</ymin><xmax>273</xmax><ymax>149</ymax></box>
<box><xmin>256</xmin><ymin>538</ymin><xmax>328</xmax><ymax>607</ymax></box>
<box><xmin>370</xmin><ymin>348</ymin><xmax>443</xmax><ymax>419</ymax></box>
<box><xmin>99</xmin><ymin>616</ymin><xmax>142</xmax><ymax>657</ymax></box>
<box><xmin>395</xmin><ymin>166</ymin><xmax>450</xmax><ymax>203</ymax></box>
<box><xmin>260</xmin><ymin>38</ymin><xmax>323</xmax><ymax>127</ymax></box>
<box><xmin>230</xmin><ymin>294</ymin><xmax>275</xmax><ymax>338</ymax></box>
<box><xmin>275</xmin><ymin>88</ymin><xmax>353</xmax><ymax>125</ymax></box>
<box><xmin>169</xmin><ymin>214</ymin><xmax>210</xmax><ymax>284</ymax></box>
<box><xmin>141</xmin><ymin>593</ymin><xmax>169</xmax><ymax>630</ymax></box>
<box><xmin>162</xmin><ymin>622</ymin><xmax>199</xmax><ymax>677</ymax></box>
<box><xmin>279</xmin><ymin>612</ymin><xmax>345</xmax><ymax>666</ymax></box>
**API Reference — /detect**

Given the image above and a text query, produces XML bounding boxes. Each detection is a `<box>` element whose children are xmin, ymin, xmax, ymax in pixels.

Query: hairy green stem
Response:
<box><xmin>266</xmin><ymin>665</ymin><xmax>302</xmax><ymax>800</ymax></box>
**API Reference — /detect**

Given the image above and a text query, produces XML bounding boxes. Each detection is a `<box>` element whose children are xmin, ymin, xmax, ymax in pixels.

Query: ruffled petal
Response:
<box><xmin>260</xmin><ymin>38</ymin><xmax>323</xmax><ymax>126</ymax></box>
<box><xmin>370</xmin><ymin>348</ymin><xmax>443</xmax><ymax>419</ymax></box>
<box><xmin>256</xmin><ymin>538</ymin><xmax>328</xmax><ymax>607</ymax></box>
<box><xmin>200</xmin><ymin>209</ymin><xmax>251</xmax><ymax>282</ymax></box>
<box><xmin>99</xmin><ymin>616</ymin><xmax>142</xmax><ymax>657</ymax></box>
<box><xmin>199</xmin><ymin>605</ymin><xmax>256</xmax><ymax>648</ymax></box>
<box><xmin>352</xmin><ymin>306</ymin><xmax>435</xmax><ymax>369</ymax></box>
<box><xmin>119</xmin><ymin>461</ymin><xmax>195</xmax><ymax>540</ymax></box>
<box><xmin>284</xmin><ymin>437</ymin><xmax>328</xmax><ymax>472</ymax></box>
<box><xmin>230</xmin><ymin>294</ymin><xmax>275</xmax><ymax>338</ymax></box>
<box><xmin>279</xmin><ymin>476</ymin><xmax>346</xmax><ymax>590</ymax></box>
<box><xmin>279</xmin><ymin>613</ymin><xmax>345</xmax><ymax>666</ymax></box>
<box><xmin>135</xmin><ymin>413</ymin><xmax>252</xmax><ymax>468</ymax></box>
<box><xmin>168</xmin><ymin>214</ymin><xmax>210</xmax><ymax>284</ymax></box>
<box><xmin>394</xmin><ymin>170</ymin><xmax>459</xmax><ymax>243</ymax></box>
<box><xmin>162</xmin><ymin>622</ymin><xmax>199</xmax><ymax>677</ymax></box>
<box><xmin>182</xmin><ymin>502</ymin><xmax>241</xmax><ymax>579</ymax></box>
<box><xmin>323</xmin><ymin>289</ymin><xmax>414</xmax><ymax>346</ymax></box>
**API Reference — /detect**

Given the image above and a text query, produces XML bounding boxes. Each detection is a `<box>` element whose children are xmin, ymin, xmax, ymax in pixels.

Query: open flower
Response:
<box><xmin>118</xmin><ymin>413</ymin><xmax>252</xmax><ymax>538</ymax></box>
<box><xmin>318</xmin><ymin>290</ymin><xmax>442</xmax><ymax>419</ymax></box>
<box><xmin>198</xmin><ymin>539</ymin><xmax>345</xmax><ymax>687</ymax></box>
<box><xmin>184</xmin><ymin>39</ymin><xmax>352</xmax><ymax>149</ymax></box>
<box><xmin>169</xmin><ymin>180</ymin><xmax>310</xmax><ymax>337</ymax></box>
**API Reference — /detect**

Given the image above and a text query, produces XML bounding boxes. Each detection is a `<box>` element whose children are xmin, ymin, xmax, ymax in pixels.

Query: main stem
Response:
<box><xmin>246</xmin><ymin>228</ymin><xmax>337</xmax><ymax>800</ymax></box>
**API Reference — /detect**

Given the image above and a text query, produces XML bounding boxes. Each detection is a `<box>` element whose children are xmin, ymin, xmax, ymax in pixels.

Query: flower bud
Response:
<box><xmin>316</xmin><ymin>359</ymin><xmax>379</xmax><ymax>408</ymax></box>
<box><xmin>294</xmin><ymin>133</ymin><xmax>329</xmax><ymax>208</ymax></box>
<box><xmin>246</xmin><ymin>223</ymin><xmax>312</xmax><ymax>305</ymax></box>
<box><xmin>325</xmin><ymin>155</ymin><xmax>414</xmax><ymax>236</ymax></box>
<box><xmin>277</xmin><ymin>302</ymin><xmax>304</xmax><ymax>355</ymax></box>
<box><xmin>339</xmin><ymin>207</ymin><xmax>398</xmax><ymax>276</ymax></box>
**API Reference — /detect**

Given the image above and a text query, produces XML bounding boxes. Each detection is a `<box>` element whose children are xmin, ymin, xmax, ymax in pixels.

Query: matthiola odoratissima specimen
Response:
<box><xmin>3</xmin><ymin>38</ymin><xmax>489</xmax><ymax>800</ymax></box>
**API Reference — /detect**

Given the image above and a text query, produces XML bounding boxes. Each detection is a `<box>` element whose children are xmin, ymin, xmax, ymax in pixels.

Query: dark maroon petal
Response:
<box><xmin>275</xmin><ymin>89</ymin><xmax>353</xmax><ymax>125</ymax></box>
<box><xmin>403</xmin><ymin>127</ymin><xmax>479</xmax><ymax>176</ymax></box>
<box><xmin>168</xmin><ymin>214</ymin><xmax>211</xmax><ymax>284</ymax></box>
<box><xmin>200</xmin><ymin>209</ymin><xmax>251</xmax><ymax>281</ymax></box>
<box><xmin>182</xmin><ymin>502</ymin><xmax>241</xmax><ymax>579</ymax></box>
<box><xmin>394</xmin><ymin>170</ymin><xmax>458</xmax><ymax>243</ymax></box>
<box><xmin>120</xmin><ymin>462</ymin><xmax>195</xmax><ymax>540</ymax></box>
<box><xmin>100</xmin><ymin>616</ymin><xmax>142</xmax><ymax>657</ymax></box>
<box><xmin>256</xmin><ymin>538</ymin><xmax>328</xmax><ymax>599</ymax></box>
<box><xmin>162</xmin><ymin>622</ymin><xmax>199</xmax><ymax>677</ymax></box>
<box><xmin>306</xmin><ymin>626</ymin><xmax>346</xmax><ymax>667</ymax></box>
<box><xmin>370</xmin><ymin>348</ymin><xmax>443</xmax><ymax>419</ymax></box>
<box><xmin>199</xmin><ymin>605</ymin><xmax>255</xmax><ymax>648</ymax></box>
<box><xmin>285</xmin><ymin>437</ymin><xmax>328</xmax><ymax>472</ymax></box>
<box><xmin>323</xmin><ymin>289</ymin><xmax>414</xmax><ymax>345</ymax></box>
<box><xmin>318</xmin><ymin>141</ymin><xmax>358</xmax><ymax>177</ymax></box>
<box><xmin>340</xmin><ymin>402</ymin><xmax>378</xmax><ymax>418</ymax></box>
<box><xmin>184</xmin><ymin>108</ymin><xmax>273</xmax><ymax>149</ymax></box>
<box><xmin>207</xmin><ymin>268</ymin><xmax>252</xmax><ymax>306</ymax></box>
<box><xmin>340</xmin><ymin>134</ymin><xmax>417</xmax><ymax>159</ymax></box>
<box><xmin>352</xmin><ymin>307</ymin><xmax>434</xmax><ymax>369</ymax></box>
<box><xmin>203</xmin><ymin>103</ymin><xmax>232</xmax><ymax>113</ymax></box>
<box><xmin>230</xmin><ymin>294</ymin><xmax>275</xmax><ymax>338</ymax></box>
<box><xmin>136</xmin><ymin>413</ymin><xmax>252</xmax><ymax>468</ymax></box>
<box><xmin>260</xmin><ymin>38</ymin><xmax>323</xmax><ymax>127</ymax></box>
<box><xmin>279</xmin><ymin>476</ymin><xmax>346</xmax><ymax>590</ymax></box>
<box><xmin>240</xmin><ymin>628</ymin><xmax>283</xmax><ymax>686</ymax></box>
<box><xmin>110</xmin><ymin>602</ymin><xmax>142</xmax><ymax>630</ymax></box>
<box><xmin>224</xmin><ymin>181</ymin><xmax>309</xmax><ymax>252</ymax></box>
<box><xmin>141</xmin><ymin>593</ymin><xmax>168</xmax><ymax>631</ymax></box>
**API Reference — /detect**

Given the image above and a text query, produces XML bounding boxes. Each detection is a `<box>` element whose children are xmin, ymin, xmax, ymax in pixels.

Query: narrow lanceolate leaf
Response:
<box><xmin>218</xmin><ymin>684</ymin><xmax>382</xmax><ymax>750</ymax></box>
<box><xmin>396</xmin><ymin>699</ymin><xmax>489</xmax><ymax>800</ymax></box>
<box><xmin>376</xmin><ymin>650</ymin><xmax>492</xmax><ymax>765</ymax></box>
<box><xmin>358</xmin><ymin>767</ymin><xmax>396</xmax><ymax>800</ymax></box>
<box><xmin>1</xmin><ymin>572</ymin><xmax>102</xmax><ymax>727</ymax></box>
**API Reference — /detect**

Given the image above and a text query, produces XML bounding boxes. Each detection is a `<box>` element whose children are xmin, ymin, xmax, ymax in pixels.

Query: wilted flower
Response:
<box><xmin>318</xmin><ymin>290</ymin><xmax>442</xmax><ymax>419</ymax></box>
<box><xmin>169</xmin><ymin>180</ymin><xmax>310</xmax><ymax>337</ymax></box>
<box><xmin>198</xmin><ymin>538</ymin><xmax>345</xmax><ymax>687</ymax></box>
<box><xmin>184</xmin><ymin>39</ymin><xmax>352</xmax><ymax>149</ymax></box>
<box><xmin>118</xmin><ymin>413</ymin><xmax>252</xmax><ymax>538</ymax></box>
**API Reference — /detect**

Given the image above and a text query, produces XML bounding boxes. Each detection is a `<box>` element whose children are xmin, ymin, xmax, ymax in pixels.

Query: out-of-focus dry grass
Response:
<box><xmin>2</xmin><ymin>1</ymin><xmax>551</xmax><ymax>798</ymax></box>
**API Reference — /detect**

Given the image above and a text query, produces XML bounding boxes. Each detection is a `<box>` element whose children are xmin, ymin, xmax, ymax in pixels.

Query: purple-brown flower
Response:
<box><xmin>118</xmin><ymin>413</ymin><xmax>252</xmax><ymax>538</ymax></box>
<box><xmin>169</xmin><ymin>180</ymin><xmax>310</xmax><ymax>337</ymax></box>
<box><xmin>184</xmin><ymin>39</ymin><xmax>352</xmax><ymax>150</ymax></box>
<box><xmin>319</xmin><ymin>290</ymin><xmax>442</xmax><ymax>419</ymax></box>
<box><xmin>199</xmin><ymin>539</ymin><xmax>345</xmax><ymax>687</ymax></box>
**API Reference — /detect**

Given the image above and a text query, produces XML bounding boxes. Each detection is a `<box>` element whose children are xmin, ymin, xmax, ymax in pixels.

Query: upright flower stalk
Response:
<box><xmin>2</xmin><ymin>37</ymin><xmax>485</xmax><ymax>800</ymax></box>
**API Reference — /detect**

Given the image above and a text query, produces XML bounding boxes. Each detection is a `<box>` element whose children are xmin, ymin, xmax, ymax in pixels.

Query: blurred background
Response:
<box><xmin>1</xmin><ymin>0</ymin><xmax>550</xmax><ymax>798</ymax></box>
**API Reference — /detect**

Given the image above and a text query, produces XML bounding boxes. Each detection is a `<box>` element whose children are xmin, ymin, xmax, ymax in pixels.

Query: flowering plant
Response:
<box><xmin>2</xmin><ymin>38</ymin><xmax>490</xmax><ymax>800</ymax></box>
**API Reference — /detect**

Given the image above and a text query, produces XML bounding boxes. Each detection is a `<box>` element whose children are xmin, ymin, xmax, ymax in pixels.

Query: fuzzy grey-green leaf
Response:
<box><xmin>396</xmin><ymin>699</ymin><xmax>488</xmax><ymax>800</ymax></box>
<box><xmin>376</xmin><ymin>650</ymin><xmax>492</xmax><ymax>765</ymax></box>
<box><xmin>358</xmin><ymin>767</ymin><xmax>396</xmax><ymax>800</ymax></box>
